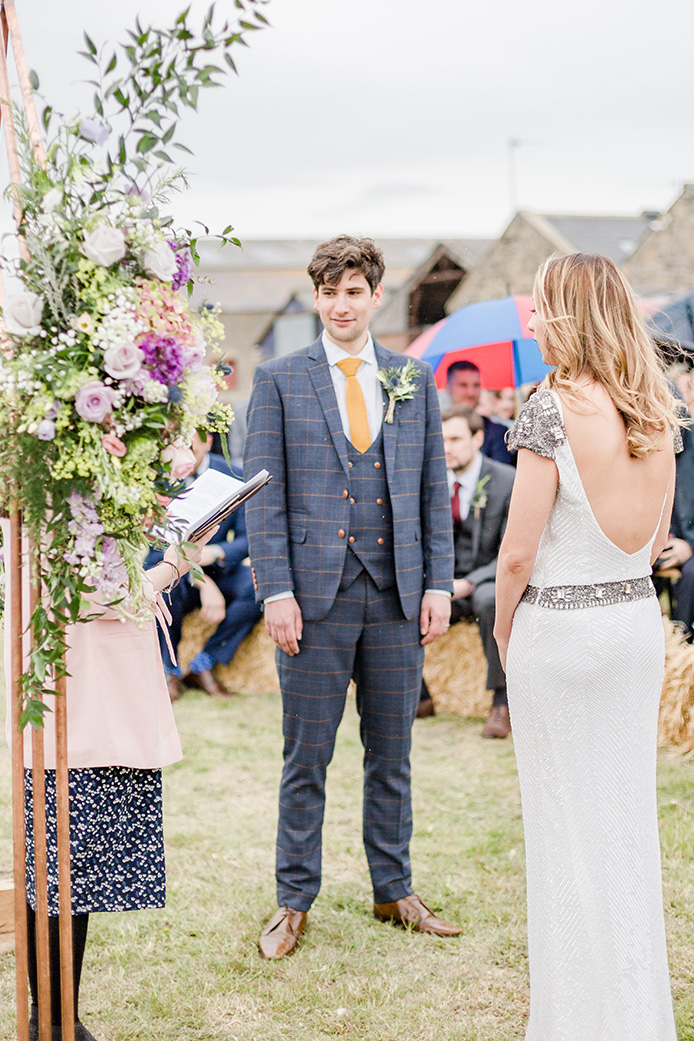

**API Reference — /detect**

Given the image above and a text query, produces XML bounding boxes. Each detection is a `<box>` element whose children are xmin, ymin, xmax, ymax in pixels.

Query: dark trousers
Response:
<box><xmin>275</xmin><ymin>569</ymin><xmax>424</xmax><ymax>912</ymax></box>
<box><xmin>26</xmin><ymin>903</ymin><xmax>88</xmax><ymax>1026</ymax></box>
<box><xmin>672</xmin><ymin>556</ymin><xmax>694</xmax><ymax>639</ymax></box>
<box><xmin>419</xmin><ymin>580</ymin><xmax>506</xmax><ymax>706</ymax></box>
<box><xmin>157</xmin><ymin>564</ymin><xmax>261</xmax><ymax>672</ymax></box>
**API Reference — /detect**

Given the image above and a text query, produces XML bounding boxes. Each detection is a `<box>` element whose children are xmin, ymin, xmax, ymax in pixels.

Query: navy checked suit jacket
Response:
<box><xmin>243</xmin><ymin>337</ymin><xmax>454</xmax><ymax>621</ymax></box>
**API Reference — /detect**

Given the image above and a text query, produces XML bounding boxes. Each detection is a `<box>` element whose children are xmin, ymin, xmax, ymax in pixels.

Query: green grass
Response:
<box><xmin>1</xmin><ymin>691</ymin><xmax>693</xmax><ymax>1041</ymax></box>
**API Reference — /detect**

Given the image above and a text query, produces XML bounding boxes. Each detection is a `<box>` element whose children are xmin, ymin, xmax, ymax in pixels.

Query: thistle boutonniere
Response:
<box><xmin>472</xmin><ymin>474</ymin><xmax>490</xmax><ymax>519</ymax></box>
<box><xmin>377</xmin><ymin>358</ymin><xmax>420</xmax><ymax>423</ymax></box>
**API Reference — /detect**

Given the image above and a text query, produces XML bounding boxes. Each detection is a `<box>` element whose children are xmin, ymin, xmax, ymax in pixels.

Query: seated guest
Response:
<box><xmin>419</xmin><ymin>406</ymin><xmax>515</xmax><ymax>737</ymax></box>
<box><xmin>146</xmin><ymin>432</ymin><xmax>262</xmax><ymax>699</ymax></box>
<box><xmin>658</xmin><ymin>419</ymin><xmax>694</xmax><ymax>637</ymax></box>
<box><xmin>444</xmin><ymin>360</ymin><xmax>515</xmax><ymax>465</ymax></box>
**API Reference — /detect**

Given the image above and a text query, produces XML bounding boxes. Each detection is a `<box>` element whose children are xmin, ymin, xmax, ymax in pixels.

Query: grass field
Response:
<box><xmin>1</xmin><ymin>689</ymin><xmax>693</xmax><ymax>1041</ymax></box>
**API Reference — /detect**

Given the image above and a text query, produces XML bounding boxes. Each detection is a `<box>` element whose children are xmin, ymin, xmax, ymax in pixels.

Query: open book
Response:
<box><xmin>162</xmin><ymin>467</ymin><xmax>272</xmax><ymax>543</ymax></box>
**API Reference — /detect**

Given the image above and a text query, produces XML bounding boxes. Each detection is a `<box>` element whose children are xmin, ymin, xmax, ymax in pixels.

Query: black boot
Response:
<box><xmin>27</xmin><ymin>904</ymin><xmax>96</xmax><ymax>1040</ymax></box>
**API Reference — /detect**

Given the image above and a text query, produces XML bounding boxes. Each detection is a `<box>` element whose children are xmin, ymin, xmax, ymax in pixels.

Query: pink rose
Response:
<box><xmin>103</xmin><ymin>342</ymin><xmax>144</xmax><ymax>380</ymax></box>
<box><xmin>102</xmin><ymin>433</ymin><xmax>127</xmax><ymax>457</ymax></box>
<box><xmin>161</xmin><ymin>444</ymin><xmax>196</xmax><ymax>480</ymax></box>
<box><xmin>75</xmin><ymin>381</ymin><xmax>113</xmax><ymax>423</ymax></box>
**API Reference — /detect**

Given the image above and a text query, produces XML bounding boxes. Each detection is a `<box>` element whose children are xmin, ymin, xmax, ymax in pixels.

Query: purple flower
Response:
<box><xmin>37</xmin><ymin>419</ymin><xmax>56</xmax><ymax>440</ymax></box>
<box><xmin>80</xmin><ymin>118</ymin><xmax>111</xmax><ymax>146</ymax></box>
<box><xmin>75</xmin><ymin>381</ymin><xmax>114</xmax><ymax>423</ymax></box>
<box><xmin>138</xmin><ymin>333</ymin><xmax>186</xmax><ymax>385</ymax></box>
<box><xmin>97</xmin><ymin>537</ymin><xmax>129</xmax><ymax>599</ymax></box>
<box><xmin>170</xmin><ymin>244</ymin><xmax>194</xmax><ymax>291</ymax></box>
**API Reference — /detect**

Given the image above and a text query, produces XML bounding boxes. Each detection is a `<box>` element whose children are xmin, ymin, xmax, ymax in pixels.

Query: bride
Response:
<box><xmin>495</xmin><ymin>253</ymin><xmax>682</xmax><ymax>1040</ymax></box>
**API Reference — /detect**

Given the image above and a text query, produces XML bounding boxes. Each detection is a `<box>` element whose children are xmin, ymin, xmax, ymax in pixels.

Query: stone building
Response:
<box><xmin>446</xmin><ymin>210</ymin><xmax>651</xmax><ymax>311</ymax></box>
<box><xmin>623</xmin><ymin>185</ymin><xmax>694</xmax><ymax>296</ymax></box>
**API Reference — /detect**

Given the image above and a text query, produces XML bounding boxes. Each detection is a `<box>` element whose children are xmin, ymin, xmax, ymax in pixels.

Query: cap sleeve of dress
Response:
<box><xmin>506</xmin><ymin>389</ymin><xmax>567</xmax><ymax>460</ymax></box>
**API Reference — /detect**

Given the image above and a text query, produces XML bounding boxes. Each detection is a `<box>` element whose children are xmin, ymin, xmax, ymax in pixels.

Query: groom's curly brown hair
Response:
<box><xmin>307</xmin><ymin>235</ymin><xmax>385</xmax><ymax>293</ymax></box>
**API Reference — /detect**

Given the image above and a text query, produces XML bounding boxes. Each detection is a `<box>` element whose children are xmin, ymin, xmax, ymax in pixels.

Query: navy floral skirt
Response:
<box><xmin>24</xmin><ymin>766</ymin><xmax>165</xmax><ymax>916</ymax></box>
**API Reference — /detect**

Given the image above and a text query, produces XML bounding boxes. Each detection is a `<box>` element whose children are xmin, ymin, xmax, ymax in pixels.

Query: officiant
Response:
<box><xmin>145</xmin><ymin>431</ymin><xmax>262</xmax><ymax>700</ymax></box>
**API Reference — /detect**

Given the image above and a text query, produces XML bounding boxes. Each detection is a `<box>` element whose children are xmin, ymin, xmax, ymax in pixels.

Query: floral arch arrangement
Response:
<box><xmin>0</xmin><ymin>2</ymin><xmax>269</xmax><ymax>728</ymax></box>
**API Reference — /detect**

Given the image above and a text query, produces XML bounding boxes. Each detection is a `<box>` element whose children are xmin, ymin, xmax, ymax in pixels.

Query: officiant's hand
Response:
<box><xmin>198</xmin><ymin>577</ymin><xmax>226</xmax><ymax>625</ymax></box>
<box><xmin>264</xmin><ymin>596</ymin><xmax>303</xmax><ymax>655</ymax></box>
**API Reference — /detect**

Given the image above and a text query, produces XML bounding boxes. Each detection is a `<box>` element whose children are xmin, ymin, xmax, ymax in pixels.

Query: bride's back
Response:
<box><xmin>559</xmin><ymin>382</ymin><xmax>672</xmax><ymax>555</ymax></box>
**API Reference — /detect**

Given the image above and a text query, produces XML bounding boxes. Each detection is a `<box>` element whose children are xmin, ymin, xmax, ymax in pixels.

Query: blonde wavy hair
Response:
<box><xmin>534</xmin><ymin>253</ymin><xmax>685</xmax><ymax>459</ymax></box>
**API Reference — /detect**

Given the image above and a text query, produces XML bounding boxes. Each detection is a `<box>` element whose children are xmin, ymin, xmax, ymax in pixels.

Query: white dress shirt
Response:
<box><xmin>448</xmin><ymin>453</ymin><xmax>483</xmax><ymax>522</ymax></box>
<box><xmin>322</xmin><ymin>331</ymin><xmax>383</xmax><ymax>446</ymax></box>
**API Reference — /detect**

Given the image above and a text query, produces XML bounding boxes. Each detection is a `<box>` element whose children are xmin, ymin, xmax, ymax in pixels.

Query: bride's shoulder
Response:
<box><xmin>507</xmin><ymin>389</ymin><xmax>566</xmax><ymax>459</ymax></box>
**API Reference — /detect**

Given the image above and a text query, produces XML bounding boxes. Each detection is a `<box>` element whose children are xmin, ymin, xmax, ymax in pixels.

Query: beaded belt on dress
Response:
<box><xmin>520</xmin><ymin>576</ymin><xmax>655</xmax><ymax>610</ymax></box>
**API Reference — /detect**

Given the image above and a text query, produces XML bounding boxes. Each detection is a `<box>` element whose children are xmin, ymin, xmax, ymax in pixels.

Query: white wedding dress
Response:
<box><xmin>506</xmin><ymin>390</ymin><xmax>677</xmax><ymax>1041</ymax></box>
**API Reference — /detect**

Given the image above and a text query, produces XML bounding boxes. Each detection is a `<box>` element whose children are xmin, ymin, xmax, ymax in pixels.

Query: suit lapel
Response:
<box><xmin>307</xmin><ymin>338</ymin><xmax>351</xmax><ymax>477</ymax></box>
<box><xmin>470</xmin><ymin>456</ymin><xmax>490</xmax><ymax>564</ymax></box>
<box><xmin>374</xmin><ymin>342</ymin><xmax>399</xmax><ymax>485</ymax></box>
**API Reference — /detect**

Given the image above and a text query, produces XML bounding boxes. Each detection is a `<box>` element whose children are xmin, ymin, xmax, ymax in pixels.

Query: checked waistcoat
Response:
<box><xmin>341</xmin><ymin>429</ymin><xmax>396</xmax><ymax>591</ymax></box>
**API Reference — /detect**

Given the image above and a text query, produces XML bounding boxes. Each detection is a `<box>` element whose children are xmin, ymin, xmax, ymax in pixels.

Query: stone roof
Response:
<box><xmin>541</xmin><ymin>214</ymin><xmax>652</xmax><ymax>264</ymax></box>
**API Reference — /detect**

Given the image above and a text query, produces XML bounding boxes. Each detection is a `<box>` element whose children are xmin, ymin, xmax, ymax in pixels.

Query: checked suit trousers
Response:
<box><xmin>275</xmin><ymin>560</ymin><xmax>424</xmax><ymax>912</ymax></box>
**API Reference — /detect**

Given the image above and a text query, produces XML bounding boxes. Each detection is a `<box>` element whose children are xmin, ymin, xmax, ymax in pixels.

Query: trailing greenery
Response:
<box><xmin>0</xmin><ymin>3</ymin><xmax>269</xmax><ymax>729</ymax></box>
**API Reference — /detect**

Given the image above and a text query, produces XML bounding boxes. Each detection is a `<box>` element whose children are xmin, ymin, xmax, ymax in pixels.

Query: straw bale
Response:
<box><xmin>179</xmin><ymin>616</ymin><xmax>279</xmax><ymax>694</ymax></box>
<box><xmin>422</xmin><ymin>619</ymin><xmax>489</xmax><ymax>717</ymax></box>
<box><xmin>178</xmin><ymin>613</ymin><xmax>694</xmax><ymax>753</ymax></box>
<box><xmin>659</xmin><ymin>616</ymin><xmax>694</xmax><ymax>754</ymax></box>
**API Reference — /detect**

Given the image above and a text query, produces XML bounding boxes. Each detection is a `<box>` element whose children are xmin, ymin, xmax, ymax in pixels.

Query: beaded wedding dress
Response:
<box><xmin>506</xmin><ymin>390</ymin><xmax>677</xmax><ymax>1041</ymax></box>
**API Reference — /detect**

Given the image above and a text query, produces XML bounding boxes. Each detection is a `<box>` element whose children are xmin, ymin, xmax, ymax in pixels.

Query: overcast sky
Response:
<box><xmin>4</xmin><ymin>0</ymin><xmax>694</xmax><ymax>243</ymax></box>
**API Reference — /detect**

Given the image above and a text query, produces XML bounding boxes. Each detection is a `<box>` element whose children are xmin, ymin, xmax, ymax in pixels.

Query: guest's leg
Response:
<box><xmin>471</xmin><ymin>582</ymin><xmax>506</xmax><ymax>702</ymax></box>
<box><xmin>273</xmin><ymin>579</ymin><xmax>363</xmax><ymax>911</ymax></box>
<box><xmin>355</xmin><ymin>580</ymin><xmax>424</xmax><ymax>903</ymax></box>
<box><xmin>158</xmin><ymin>580</ymin><xmax>199</xmax><ymax>674</ymax></box>
<box><xmin>196</xmin><ymin>567</ymin><xmax>262</xmax><ymax>668</ymax></box>
<box><xmin>673</xmin><ymin>556</ymin><xmax>694</xmax><ymax>639</ymax></box>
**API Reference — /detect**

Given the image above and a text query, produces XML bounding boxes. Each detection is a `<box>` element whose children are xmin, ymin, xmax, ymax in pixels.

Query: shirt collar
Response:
<box><xmin>322</xmin><ymin>331</ymin><xmax>376</xmax><ymax>368</ymax></box>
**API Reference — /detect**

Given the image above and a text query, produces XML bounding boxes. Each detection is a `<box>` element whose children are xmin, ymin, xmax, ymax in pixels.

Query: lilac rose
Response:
<box><xmin>83</xmin><ymin>225</ymin><xmax>127</xmax><ymax>267</ymax></box>
<box><xmin>37</xmin><ymin>419</ymin><xmax>56</xmax><ymax>441</ymax></box>
<box><xmin>80</xmin><ymin>118</ymin><xmax>111</xmax><ymax>146</ymax></box>
<box><xmin>103</xmin><ymin>342</ymin><xmax>144</xmax><ymax>380</ymax></box>
<box><xmin>75</xmin><ymin>381</ymin><xmax>114</xmax><ymax>423</ymax></box>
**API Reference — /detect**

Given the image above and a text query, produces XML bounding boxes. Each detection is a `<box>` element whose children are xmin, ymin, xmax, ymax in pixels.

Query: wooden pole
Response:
<box><xmin>9</xmin><ymin>511</ymin><xmax>29</xmax><ymax>1041</ymax></box>
<box><xmin>0</xmin><ymin>4</ymin><xmax>74</xmax><ymax>1038</ymax></box>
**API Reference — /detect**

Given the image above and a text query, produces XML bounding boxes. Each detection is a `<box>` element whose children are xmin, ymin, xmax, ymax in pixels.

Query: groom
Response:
<box><xmin>244</xmin><ymin>235</ymin><xmax>460</xmax><ymax>958</ymax></box>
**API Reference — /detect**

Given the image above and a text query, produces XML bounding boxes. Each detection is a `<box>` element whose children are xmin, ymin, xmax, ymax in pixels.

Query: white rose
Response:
<box><xmin>103</xmin><ymin>342</ymin><xmax>144</xmax><ymax>380</ymax></box>
<box><xmin>3</xmin><ymin>291</ymin><xmax>45</xmax><ymax>337</ymax></box>
<box><xmin>142</xmin><ymin>241</ymin><xmax>177</xmax><ymax>282</ymax></box>
<box><xmin>83</xmin><ymin>225</ymin><xmax>127</xmax><ymax>267</ymax></box>
<box><xmin>42</xmin><ymin>188</ymin><xmax>62</xmax><ymax>213</ymax></box>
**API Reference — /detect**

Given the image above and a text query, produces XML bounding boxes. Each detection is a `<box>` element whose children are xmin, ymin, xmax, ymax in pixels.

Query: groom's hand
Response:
<box><xmin>419</xmin><ymin>591</ymin><xmax>451</xmax><ymax>646</ymax></box>
<box><xmin>265</xmin><ymin>596</ymin><xmax>303</xmax><ymax>655</ymax></box>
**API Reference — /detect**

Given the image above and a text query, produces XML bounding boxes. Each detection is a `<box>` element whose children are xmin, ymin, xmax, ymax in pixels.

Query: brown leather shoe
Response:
<box><xmin>482</xmin><ymin>704</ymin><xmax>511</xmax><ymax>739</ymax></box>
<box><xmin>416</xmin><ymin>696</ymin><xmax>435</xmax><ymax>718</ymax></box>
<box><xmin>373</xmin><ymin>894</ymin><xmax>462</xmax><ymax>936</ymax></box>
<box><xmin>182</xmin><ymin>668</ymin><xmax>231</xmax><ymax>698</ymax></box>
<box><xmin>166</xmin><ymin>674</ymin><xmax>183</xmax><ymax>702</ymax></box>
<box><xmin>259</xmin><ymin>906</ymin><xmax>308</xmax><ymax>959</ymax></box>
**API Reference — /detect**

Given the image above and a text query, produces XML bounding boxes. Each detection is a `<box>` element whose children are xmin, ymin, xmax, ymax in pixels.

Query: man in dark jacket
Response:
<box><xmin>445</xmin><ymin>360</ymin><xmax>515</xmax><ymax>465</ymax></box>
<box><xmin>146</xmin><ymin>432</ymin><xmax>261</xmax><ymax>700</ymax></box>
<box><xmin>420</xmin><ymin>405</ymin><xmax>515</xmax><ymax>737</ymax></box>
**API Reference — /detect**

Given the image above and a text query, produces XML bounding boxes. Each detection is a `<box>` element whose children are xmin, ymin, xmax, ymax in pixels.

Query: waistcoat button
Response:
<box><xmin>348</xmin><ymin>536</ymin><xmax>355</xmax><ymax>543</ymax></box>
<box><xmin>343</xmin><ymin>490</ymin><xmax>348</xmax><ymax>498</ymax></box>
<box><xmin>376</xmin><ymin>498</ymin><xmax>383</xmax><ymax>505</ymax></box>
<box><xmin>338</xmin><ymin>529</ymin><xmax>345</xmax><ymax>538</ymax></box>
<box><xmin>373</xmin><ymin>461</ymin><xmax>381</xmax><ymax>468</ymax></box>
<box><xmin>377</xmin><ymin>538</ymin><xmax>384</xmax><ymax>545</ymax></box>
<box><xmin>348</xmin><ymin>461</ymin><xmax>353</xmax><ymax>468</ymax></box>
<box><xmin>350</xmin><ymin>497</ymin><xmax>355</xmax><ymax>504</ymax></box>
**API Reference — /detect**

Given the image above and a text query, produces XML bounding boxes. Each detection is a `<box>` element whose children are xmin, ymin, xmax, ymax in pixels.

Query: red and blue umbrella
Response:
<box><xmin>406</xmin><ymin>294</ymin><xmax>552</xmax><ymax>389</ymax></box>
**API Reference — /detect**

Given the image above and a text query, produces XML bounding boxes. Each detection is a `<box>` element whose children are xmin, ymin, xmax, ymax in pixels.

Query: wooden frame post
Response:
<box><xmin>0</xmin><ymin>3</ymin><xmax>74</xmax><ymax>1038</ymax></box>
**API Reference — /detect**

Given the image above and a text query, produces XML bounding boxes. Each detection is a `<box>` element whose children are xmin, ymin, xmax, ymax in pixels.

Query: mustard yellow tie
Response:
<box><xmin>337</xmin><ymin>357</ymin><xmax>371</xmax><ymax>453</ymax></box>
